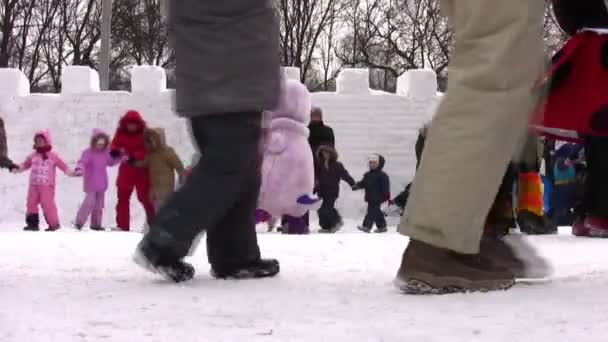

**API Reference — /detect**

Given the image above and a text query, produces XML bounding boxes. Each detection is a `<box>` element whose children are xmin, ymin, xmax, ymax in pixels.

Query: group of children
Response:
<box><xmin>0</xmin><ymin>111</ymin><xmax>190</xmax><ymax>231</ymax></box>
<box><xmin>257</xmin><ymin>145</ymin><xmax>391</xmax><ymax>235</ymax></box>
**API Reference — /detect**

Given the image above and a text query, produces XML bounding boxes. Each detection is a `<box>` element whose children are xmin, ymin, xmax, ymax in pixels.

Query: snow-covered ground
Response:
<box><xmin>1</xmin><ymin>223</ymin><xmax>607</xmax><ymax>342</ymax></box>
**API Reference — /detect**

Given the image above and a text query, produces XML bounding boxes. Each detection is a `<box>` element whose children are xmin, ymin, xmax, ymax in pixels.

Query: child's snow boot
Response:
<box><xmin>331</xmin><ymin>220</ymin><xmax>344</xmax><ymax>233</ymax></box>
<box><xmin>518</xmin><ymin>211</ymin><xmax>557</xmax><ymax>235</ymax></box>
<box><xmin>572</xmin><ymin>217</ymin><xmax>590</xmax><ymax>236</ymax></box>
<box><xmin>45</xmin><ymin>226</ymin><xmax>60</xmax><ymax>232</ymax></box>
<box><xmin>134</xmin><ymin>235</ymin><xmax>195</xmax><ymax>283</ymax></box>
<box><xmin>585</xmin><ymin>216</ymin><xmax>608</xmax><ymax>238</ymax></box>
<box><xmin>211</xmin><ymin>258</ymin><xmax>280</xmax><ymax>279</ymax></box>
<box><xmin>358</xmin><ymin>225</ymin><xmax>372</xmax><ymax>233</ymax></box>
<box><xmin>375</xmin><ymin>226</ymin><xmax>388</xmax><ymax>233</ymax></box>
<box><xmin>90</xmin><ymin>226</ymin><xmax>105</xmax><ymax>231</ymax></box>
<box><xmin>23</xmin><ymin>214</ymin><xmax>40</xmax><ymax>231</ymax></box>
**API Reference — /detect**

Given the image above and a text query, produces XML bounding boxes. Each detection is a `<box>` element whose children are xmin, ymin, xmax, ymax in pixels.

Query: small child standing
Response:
<box><xmin>316</xmin><ymin>145</ymin><xmax>356</xmax><ymax>233</ymax></box>
<box><xmin>73</xmin><ymin>129</ymin><xmax>122</xmax><ymax>230</ymax></box>
<box><xmin>353</xmin><ymin>154</ymin><xmax>390</xmax><ymax>233</ymax></box>
<box><xmin>132</xmin><ymin>128</ymin><xmax>185</xmax><ymax>211</ymax></box>
<box><xmin>13</xmin><ymin>130</ymin><xmax>75</xmax><ymax>231</ymax></box>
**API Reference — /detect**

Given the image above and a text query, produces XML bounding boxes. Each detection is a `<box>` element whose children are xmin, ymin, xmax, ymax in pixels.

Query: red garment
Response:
<box><xmin>116</xmin><ymin>169</ymin><xmax>155</xmax><ymax>230</ymax></box>
<box><xmin>532</xmin><ymin>31</ymin><xmax>608</xmax><ymax>141</ymax></box>
<box><xmin>111</xmin><ymin>110</ymin><xmax>154</xmax><ymax>230</ymax></box>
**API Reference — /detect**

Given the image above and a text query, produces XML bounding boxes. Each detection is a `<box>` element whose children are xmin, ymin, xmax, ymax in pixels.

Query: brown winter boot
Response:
<box><xmin>480</xmin><ymin>234</ymin><xmax>553</xmax><ymax>279</ymax></box>
<box><xmin>394</xmin><ymin>240</ymin><xmax>515</xmax><ymax>294</ymax></box>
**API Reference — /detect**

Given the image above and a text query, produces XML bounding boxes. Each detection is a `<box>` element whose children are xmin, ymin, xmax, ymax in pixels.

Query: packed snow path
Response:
<box><xmin>1</xmin><ymin>225</ymin><xmax>607</xmax><ymax>342</ymax></box>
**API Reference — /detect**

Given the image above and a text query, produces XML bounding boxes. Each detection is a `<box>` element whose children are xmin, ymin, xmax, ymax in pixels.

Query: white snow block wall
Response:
<box><xmin>131</xmin><ymin>66</ymin><xmax>167</xmax><ymax>94</ymax></box>
<box><xmin>337</xmin><ymin>69</ymin><xmax>370</xmax><ymax>95</ymax></box>
<box><xmin>61</xmin><ymin>66</ymin><xmax>100</xmax><ymax>94</ymax></box>
<box><xmin>0</xmin><ymin>69</ymin><xmax>30</xmax><ymax>98</ymax></box>
<box><xmin>397</xmin><ymin>69</ymin><xmax>438</xmax><ymax>100</ymax></box>
<box><xmin>0</xmin><ymin>66</ymin><xmax>439</xmax><ymax>228</ymax></box>
<box><xmin>283</xmin><ymin>67</ymin><xmax>301</xmax><ymax>81</ymax></box>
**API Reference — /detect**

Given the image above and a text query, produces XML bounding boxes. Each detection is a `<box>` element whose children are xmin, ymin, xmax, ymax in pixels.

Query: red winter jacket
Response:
<box><xmin>111</xmin><ymin>110</ymin><xmax>147</xmax><ymax>161</ymax></box>
<box><xmin>532</xmin><ymin>30</ymin><xmax>608</xmax><ymax>142</ymax></box>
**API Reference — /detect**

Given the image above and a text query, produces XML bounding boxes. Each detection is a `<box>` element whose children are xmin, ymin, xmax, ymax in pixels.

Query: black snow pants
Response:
<box><xmin>318</xmin><ymin>196</ymin><xmax>342</xmax><ymax>230</ymax></box>
<box><xmin>584</xmin><ymin>136</ymin><xmax>608</xmax><ymax>220</ymax></box>
<box><xmin>362</xmin><ymin>202</ymin><xmax>386</xmax><ymax>229</ymax></box>
<box><xmin>145</xmin><ymin>112</ymin><xmax>262</xmax><ymax>269</ymax></box>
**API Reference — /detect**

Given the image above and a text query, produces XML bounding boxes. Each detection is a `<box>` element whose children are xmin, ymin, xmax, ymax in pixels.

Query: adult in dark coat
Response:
<box><xmin>136</xmin><ymin>0</ymin><xmax>281</xmax><ymax>282</ymax></box>
<box><xmin>308</xmin><ymin>107</ymin><xmax>335</xmax><ymax>154</ymax></box>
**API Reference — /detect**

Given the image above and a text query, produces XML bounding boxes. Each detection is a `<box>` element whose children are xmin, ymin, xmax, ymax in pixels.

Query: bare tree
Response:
<box><xmin>61</xmin><ymin>0</ymin><xmax>102</xmax><ymax>67</ymax></box>
<box><xmin>0</xmin><ymin>0</ymin><xmax>27</xmax><ymax>67</ymax></box>
<box><xmin>109</xmin><ymin>0</ymin><xmax>173</xmax><ymax>87</ymax></box>
<box><xmin>277</xmin><ymin>0</ymin><xmax>347</xmax><ymax>85</ymax></box>
<box><xmin>337</xmin><ymin>0</ymin><xmax>452</xmax><ymax>91</ymax></box>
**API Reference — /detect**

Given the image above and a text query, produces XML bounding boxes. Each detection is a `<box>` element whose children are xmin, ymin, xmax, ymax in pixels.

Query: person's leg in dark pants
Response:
<box><xmin>136</xmin><ymin>112</ymin><xmax>278</xmax><ymax>281</ymax></box>
<box><xmin>583</xmin><ymin>136</ymin><xmax>608</xmax><ymax>237</ymax></box>
<box><xmin>206</xmin><ymin>160</ymin><xmax>262</xmax><ymax>275</ymax></box>
<box><xmin>370</xmin><ymin>203</ymin><xmax>387</xmax><ymax>232</ymax></box>
<box><xmin>359</xmin><ymin>203</ymin><xmax>374</xmax><ymax>233</ymax></box>
<box><xmin>322</xmin><ymin>197</ymin><xmax>343</xmax><ymax>232</ymax></box>
<box><xmin>318</xmin><ymin>198</ymin><xmax>331</xmax><ymax>231</ymax></box>
<box><xmin>318</xmin><ymin>196</ymin><xmax>336</xmax><ymax>231</ymax></box>
<box><xmin>585</xmin><ymin>137</ymin><xmax>608</xmax><ymax>219</ymax></box>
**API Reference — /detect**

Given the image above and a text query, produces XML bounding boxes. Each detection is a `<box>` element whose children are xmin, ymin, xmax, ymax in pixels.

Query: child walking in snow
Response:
<box><xmin>315</xmin><ymin>145</ymin><xmax>356</xmax><ymax>233</ymax></box>
<box><xmin>13</xmin><ymin>130</ymin><xmax>75</xmax><ymax>231</ymax></box>
<box><xmin>131</xmin><ymin>128</ymin><xmax>185</xmax><ymax>212</ymax></box>
<box><xmin>353</xmin><ymin>154</ymin><xmax>390</xmax><ymax>233</ymax></box>
<box><xmin>73</xmin><ymin>129</ymin><xmax>122</xmax><ymax>230</ymax></box>
<box><xmin>110</xmin><ymin>110</ymin><xmax>155</xmax><ymax>231</ymax></box>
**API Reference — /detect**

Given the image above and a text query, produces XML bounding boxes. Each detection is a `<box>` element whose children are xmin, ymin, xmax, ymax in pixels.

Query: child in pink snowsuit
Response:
<box><xmin>258</xmin><ymin>78</ymin><xmax>321</xmax><ymax>218</ymax></box>
<box><xmin>14</xmin><ymin>130</ymin><xmax>74</xmax><ymax>231</ymax></box>
<box><xmin>74</xmin><ymin>129</ymin><xmax>122</xmax><ymax>230</ymax></box>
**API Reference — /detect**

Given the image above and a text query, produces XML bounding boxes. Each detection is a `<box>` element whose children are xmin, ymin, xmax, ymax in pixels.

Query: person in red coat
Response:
<box><xmin>110</xmin><ymin>110</ymin><xmax>155</xmax><ymax>231</ymax></box>
<box><xmin>535</xmin><ymin>0</ymin><xmax>608</xmax><ymax>237</ymax></box>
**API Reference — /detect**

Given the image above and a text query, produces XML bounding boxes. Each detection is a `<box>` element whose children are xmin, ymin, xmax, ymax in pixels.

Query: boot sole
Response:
<box><xmin>211</xmin><ymin>261</ymin><xmax>280</xmax><ymax>280</ymax></box>
<box><xmin>394</xmin><ymin>272</ymin><xmax>514</xmax><ymax>295</ymax></box>
<box><xmin>210</xmin><ymin>268</ymin><xmax>280</xmax><ymax>280</ymax></box>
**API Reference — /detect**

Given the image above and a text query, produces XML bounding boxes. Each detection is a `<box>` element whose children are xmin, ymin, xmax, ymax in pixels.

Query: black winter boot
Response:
<box><xmin>211</xmin><ymin>258</ymin><xmax>280</xmax><ymax>279</ymax></box>
<box><xmin>134</xmin><ymin>234</ymin><xmax>195</xmax><ymax>283</ymax></box>
<box><xmin>24</xmin><ymin>214</ymin><xmax>40</xmax><ymax>231</ymax></box>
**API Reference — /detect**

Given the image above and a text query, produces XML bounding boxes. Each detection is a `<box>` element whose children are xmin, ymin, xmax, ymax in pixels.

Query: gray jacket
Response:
<box><xmin>170</xmin><ymin>0</ymin><xmax>281</xmax><ymax>117</ymax></box>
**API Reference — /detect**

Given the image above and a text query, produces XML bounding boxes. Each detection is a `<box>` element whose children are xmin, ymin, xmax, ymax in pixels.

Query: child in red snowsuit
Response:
<box><xmin>13</xmin><ymin>130</ymin><xmax>75</xmax><ymax>231</ymax></box>
<box><xmin>110</xmin><ymin>110</ymin><xmax>155</xmax><ymax>231</ymax></box>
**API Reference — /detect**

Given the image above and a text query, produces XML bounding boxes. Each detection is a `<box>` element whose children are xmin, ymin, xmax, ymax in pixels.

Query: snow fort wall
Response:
<box><xmin>0</xmin><ymin>66</ymin><xmax>440</xmax><ymax>226</ymax></box>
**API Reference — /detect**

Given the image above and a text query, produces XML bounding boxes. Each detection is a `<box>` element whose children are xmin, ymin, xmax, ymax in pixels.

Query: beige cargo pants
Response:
<box><xmin>400</xmin><ymin>0</ymin><xmax>546</xmax><ymax>254</ymax></box>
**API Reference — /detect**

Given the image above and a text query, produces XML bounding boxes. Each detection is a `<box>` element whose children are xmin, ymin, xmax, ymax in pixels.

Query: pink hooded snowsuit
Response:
<box><xmin>18</xmin><ymin>130</ymin><xmax>71</xmax><ymax>228</ymax></box>
<box><xmin>74</xmin><ymin>129</ymin><xmax>122</xmax><ymax>228</ymax></box>
<box><xmin>258</xmin><ymin>79</ymin><xmax>321</xmax><ymax>218</ymax></box>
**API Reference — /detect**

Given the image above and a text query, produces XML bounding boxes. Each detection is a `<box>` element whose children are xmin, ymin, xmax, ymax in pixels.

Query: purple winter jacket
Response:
<box><xmin>76</xmin><ymin>129</ymin><xmax>121</xmax><ymax>193</ymax></box>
